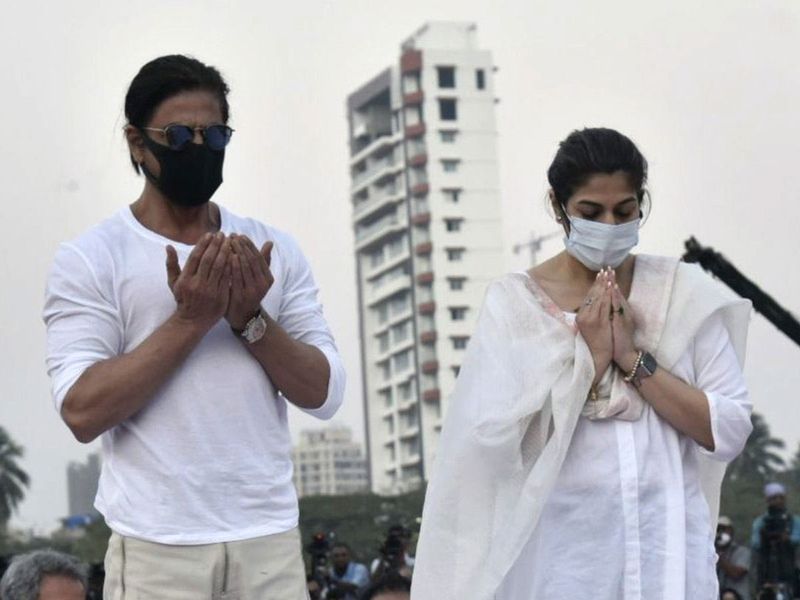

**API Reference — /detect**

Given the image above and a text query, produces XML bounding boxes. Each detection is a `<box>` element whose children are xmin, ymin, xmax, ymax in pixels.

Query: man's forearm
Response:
<box><xmin>61</xmin><ymin>313</ymin><xmax>210</xmax><ymax>443</ymax></box>
<box><xmin>242</xmin><ymin>314</ymin><xmax>330</xmax><ymax>410</ymax></box>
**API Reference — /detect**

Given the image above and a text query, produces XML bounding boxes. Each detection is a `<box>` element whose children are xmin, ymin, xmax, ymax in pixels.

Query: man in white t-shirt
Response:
<box><xmin>43</xmin><ymin>55</ymin><xmax>345</xmax><ymax>600</ymax></box>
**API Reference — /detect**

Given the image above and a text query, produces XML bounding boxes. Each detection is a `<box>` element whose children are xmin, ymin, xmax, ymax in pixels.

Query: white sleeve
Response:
<box><xmin>693</xmin><ymin>311</ymin><xmax>752</xmax><ymax>462</ymax></box>
<box><xmin>43</xmin><ymin>243</ymin><xmax>123</xmax><ymax>414</ymax></box>
<box><xmin>274</xmin><ymin>235</ymin><xmax>345</xmax><ymax>420</ymax></box>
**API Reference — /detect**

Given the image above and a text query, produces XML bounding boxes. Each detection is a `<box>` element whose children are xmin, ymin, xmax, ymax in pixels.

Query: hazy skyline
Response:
<box><xmin>1</xmin><ymin>0</ymin><xmax>798</xmax><ymax>533</ymax></box>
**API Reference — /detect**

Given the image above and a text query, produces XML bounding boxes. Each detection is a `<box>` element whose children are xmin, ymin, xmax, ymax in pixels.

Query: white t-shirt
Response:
<box><xmin>43</xmin><ymin>205</ymin><xmax>345</xmax><ymax>544</ymax></box>
<box><xmin>496</xmin><ymin>311</ymin><xmax>751</xmax><ymax>599</ymax></box>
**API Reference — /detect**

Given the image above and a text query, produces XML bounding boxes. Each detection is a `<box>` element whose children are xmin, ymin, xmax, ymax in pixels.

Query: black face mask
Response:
<box><xmin>140</xmin><ymin>134</ymin><xmax>224</xmax><ymax>207</ymax></box>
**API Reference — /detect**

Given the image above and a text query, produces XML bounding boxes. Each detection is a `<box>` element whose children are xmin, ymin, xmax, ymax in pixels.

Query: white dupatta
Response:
<box><xmin>410</xmin><ymin>256</ymin><xmax>751</xmax><ymax>600</ymax></box>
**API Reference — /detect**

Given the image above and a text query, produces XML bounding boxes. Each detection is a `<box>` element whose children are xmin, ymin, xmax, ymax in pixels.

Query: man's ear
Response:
<box><xmin>124</xmin><ymin>125</ymin><xmax>146</xmax><ymax>165</ymax></box>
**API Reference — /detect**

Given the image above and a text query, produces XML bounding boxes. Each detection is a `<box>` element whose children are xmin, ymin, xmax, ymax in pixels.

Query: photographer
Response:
<box><xmin>716</xmin><ymin>515</ymin><xmax>751</xmax><ymax>600</ymax></box>
<box><xmin>751</xmin><ymin>483</ymin><xmax>800</xmax><ymax>597</ymax></box>
<box><xmin>306</xmin><ymin>532</ymin><xmax>333</xmax><ymax>595</ymax></box>
<box><xmin>327</xmin><ymin>543</ymin><xmax>369</xmax><ymax>600</ymax></box>
<box><xmin>370</xmin><ymin>525</ymin><xmax>414</xmax><ymax>580</ymax></box>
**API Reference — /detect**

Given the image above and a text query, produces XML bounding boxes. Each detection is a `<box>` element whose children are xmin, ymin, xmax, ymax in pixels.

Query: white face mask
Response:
<box><xmin>563</xmin><ymin>216</ymin><xmax>640</xmax><ymax>271</ymax></box>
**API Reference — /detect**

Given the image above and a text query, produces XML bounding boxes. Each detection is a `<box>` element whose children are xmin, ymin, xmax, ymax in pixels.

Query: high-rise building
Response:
<box><xmin>292</xmin><ymin>425</ymin><xmax>369</xmax><ymax>498</ymax></box>
<box><xmin>66</xmin><ymin>452</ymin><xmax>101</xmax><ymax>517</ymax></box>
<box><xmin>347</xmin><ymin>22</ymin><xmax>504</xmax><ymax>494</ymax></box>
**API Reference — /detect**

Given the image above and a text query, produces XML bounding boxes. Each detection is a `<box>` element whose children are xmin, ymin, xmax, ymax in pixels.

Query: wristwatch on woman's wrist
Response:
<box><xmin>631</xmin><ymin>351</ymin><xmax>657</xmax><ymax>388</ymax></box>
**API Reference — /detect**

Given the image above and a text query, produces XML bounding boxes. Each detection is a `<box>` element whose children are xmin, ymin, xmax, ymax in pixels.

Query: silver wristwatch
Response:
<box><xmin>239</xmin><ymin>310</ymin><xmax>268</xmax><ymax>344</ymax></box>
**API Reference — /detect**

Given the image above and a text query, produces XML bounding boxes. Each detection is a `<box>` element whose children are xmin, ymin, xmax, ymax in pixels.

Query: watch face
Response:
<box><xmin>244</xmin><ymin>314</ymin><xmax>267</xmax><ymax>343</ymax></box>
<box><xmin>640</xmin><ymin>352</ymin><xmax>657</xmax><ymax>376</ymax></box>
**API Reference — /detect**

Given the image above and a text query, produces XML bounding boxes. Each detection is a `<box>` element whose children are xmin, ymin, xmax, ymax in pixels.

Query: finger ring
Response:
<box><xmin>584</xmin><ymin>296</ymin><xmax>595</xmax><ymax>307</ymax></box>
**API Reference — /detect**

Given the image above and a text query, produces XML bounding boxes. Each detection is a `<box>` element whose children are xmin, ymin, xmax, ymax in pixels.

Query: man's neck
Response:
<box><xmin>333</xmin><ymin>563</ymin><xmax>348</xmax><ymax>576</ymax></box>
<box><xmin>131</xmin><ymin>183</ymin><xmax>220</xmax><ymax>245</ymax></box>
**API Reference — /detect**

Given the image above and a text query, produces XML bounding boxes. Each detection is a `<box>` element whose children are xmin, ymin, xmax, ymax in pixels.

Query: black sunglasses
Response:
<box><xmin>142</xmin><ymin>124</ymin><xmax>234</xmax><ymax>151</ymax></box>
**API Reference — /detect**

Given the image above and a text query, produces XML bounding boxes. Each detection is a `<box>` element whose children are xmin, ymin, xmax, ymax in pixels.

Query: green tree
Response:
<box><xmin>726</xmin><ymin>412</ymin><xmax>785</xmax><ymax>482</ymax></box>
<box><xmin>0</xmin><ymin>426</ymin><xmax>30</xmax><ymax>528</ymax></box>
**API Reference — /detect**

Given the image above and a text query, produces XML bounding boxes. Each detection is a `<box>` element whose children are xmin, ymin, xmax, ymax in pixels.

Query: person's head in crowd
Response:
<box><xmin>0</xmin><ymin>549</ymin><xmax>87</xmax><ymax>600</ymax></box>
<box><xmin>721</xmin><ymin>588</ymin><xmax>743</xmax><ymax>600</ymax></box>
<box><xmin>360</xmin><ymin>572</ymin><xmax>411</xmax><ymax>600</ymax></box>
<box><xmin>331</xmin><ymin>542</ymin><xmax>353</xmax><ymax>573</ymax></box>
<box><xmin>716</xmin><ymin>515</ymin><xmax>735</xmax><ymax>547</ymax></box>
<box><xmin>764</xmin><ymin>482</ymin><xmax>787</xmax><ymax>511</ymax></box>
<box><xmin>387</xmin><ymin>525</ymin><xmax>410</xmax><ymax>549</ymax></box>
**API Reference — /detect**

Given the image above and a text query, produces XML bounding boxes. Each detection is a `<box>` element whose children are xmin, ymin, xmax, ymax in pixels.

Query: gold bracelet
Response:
<box><xmin>623</xmin><ymin>351</ymin><xmax>644</xmax><ymax>383</ymax></box>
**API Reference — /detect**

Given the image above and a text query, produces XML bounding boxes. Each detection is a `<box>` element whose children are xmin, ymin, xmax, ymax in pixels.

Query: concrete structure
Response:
<box><xmin>66</xmin><ymin>452</ymin><xmax>100</xmax><ymax>517</ymax></box>
<box><xmin>347</xmin><ymin>22</ymin><xmax>504</xmax><ymax>494</ymax></box>
<box><xmin>292</xmin><ymin>425</ymin><xmax>369</xmax><ymax>498</ymax></box>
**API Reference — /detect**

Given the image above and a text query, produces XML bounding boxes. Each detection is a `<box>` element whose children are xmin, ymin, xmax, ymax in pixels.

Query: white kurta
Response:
<box><xmin>497</xmin><ymin>310</ymin><xmax>752</xmax><ymax>599</ymax></box>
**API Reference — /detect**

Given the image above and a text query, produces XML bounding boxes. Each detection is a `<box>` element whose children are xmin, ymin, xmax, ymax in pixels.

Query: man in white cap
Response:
<box><xmin>716</xmin><ymin>515</ymin><xmax>751</xmax><ymax>599</ymax></box>
<box><xmin>750</xmin><ymin>482</ymin><xmax>800</xmax><ymax>595</ymax></box>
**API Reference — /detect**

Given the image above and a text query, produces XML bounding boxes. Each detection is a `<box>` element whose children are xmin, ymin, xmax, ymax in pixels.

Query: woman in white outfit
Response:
<box><xmin>411</xmin><ymin>128</ymin><xmax>753</xmax><ymax>600</ymax></box>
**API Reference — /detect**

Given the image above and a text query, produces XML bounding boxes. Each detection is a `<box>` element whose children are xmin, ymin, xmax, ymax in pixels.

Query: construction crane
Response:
<box><xmin>513</xmin><ymin>230</ymin><xmax>563</xmax><ymax>267</ymax></box>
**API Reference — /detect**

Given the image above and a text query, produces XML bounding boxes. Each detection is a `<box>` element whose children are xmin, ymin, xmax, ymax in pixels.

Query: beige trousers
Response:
<box><xmin>103</xmin><ymin>527</ymin><xmax>309</xmax><ymax>600</ymax></box>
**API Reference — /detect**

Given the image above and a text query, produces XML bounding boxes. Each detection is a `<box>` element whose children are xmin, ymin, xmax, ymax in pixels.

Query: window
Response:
<box><xmin>445</xmin><ymin>218</ymin><xmax>463</xmax><ymax>232</ymax></box>
<box><xmin>442</xmin><ymin>188</ymin><xmax>461</xmax><ymax>203</ymax></box>
<box><xmin>446</xmin><ymin>248</ymin><xmax>465</xmax><ymax>262</ymax></box>
<box><xmin>393</xmin><ymin>350</ymin><xmax>412</xmax><ymax>373</ymax></box>
<box><xmin>370</xmin><ymin>250</ymin><xmax>385</xmax><ymax>268</ymax></box>
<box><xmin>452</xmin><ymin>336</ymin><xmax>470</xmax><ymax>350</ymax></box>
<box><xmin>438</xmin><ymin>98</ymin><xmax>457</xmax><ymax>121</ymax></box>
<box><xmin>399</xmin><ymin>381</ymin><xmax>413</xmax><ymax>400</ymax></box>
<box><xmin>391</xmin><ymin>321</ymin><xmax>410</xmax><ymax>344</ymax></box>
<box><xmin>378</xmin><ymin>332</ymin><xmax>390</xmax><ymax>353</ymax></box>
<box><xmin>380</xmin><ymin>389</ymin><xmax>393</xmax><ymax>408</ymax></box>
<box><xmin>442</xmin><ymin>159</ymin><xmax>460</xmax><ymax>172</ymax></box>
<box><xmin>380</xmin><ymin>361</ymin><xmax>391</xmax><ymax>381</ymax></box>
<box><xmin>437</xmin><ymin>66</ymin><xmax>455</xmax><ymax>88</ymax></box>
<box><xmin>448</xmin><ymin>277</ymin><xmax>466</xmax><ymax>291</ymax></box>
<box><xmin>377</xmin><ymin>304</ymin><xmax>389</xmax><ymax>324</ymax></box>
<box><xmin>449</xmin><ymin>307</ymin><xmax>468</xmax><ymax>321</ymax></box>
<box><xmin>439</xmin><ymin>130</ymin><xmax>458</xmax><ymax>143</ymax></box>
<box><xmin>476</xmin><ymin>69</ymin><xmax>485</xmax><ymax>90</ymax></box>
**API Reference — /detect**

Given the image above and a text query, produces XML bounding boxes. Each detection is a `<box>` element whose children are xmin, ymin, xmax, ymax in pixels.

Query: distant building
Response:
<box><xmin>66</xmin><ymin>452</ymin><xmax>100</xmax><ymax>517</ymax></box>
<box><xmin>292</xmin><ymin>425</ymin><xmax>369</xmax><ymax>498</ymax></box>
<box><xmin>346</xmin><ymin>22</ymin><xmax>504</xmax><ymax>494</ymax></box>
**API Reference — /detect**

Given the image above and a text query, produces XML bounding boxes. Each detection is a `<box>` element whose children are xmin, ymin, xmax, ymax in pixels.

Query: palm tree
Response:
<box><xmin>0</xmin><ymin>426</ymin><xmax>30</xmax><ymax>527</ymax></box>
<box><xmin>726</xmin><ymin>412</ymin><xmax>785</xmax><ymax>482</ymax></box>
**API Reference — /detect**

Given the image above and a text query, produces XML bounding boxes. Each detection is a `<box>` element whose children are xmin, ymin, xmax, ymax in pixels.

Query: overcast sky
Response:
<box><xmin>1</xmin><ymin>0</ymin><xmax>798</xmax><ymax>533</ymax></box>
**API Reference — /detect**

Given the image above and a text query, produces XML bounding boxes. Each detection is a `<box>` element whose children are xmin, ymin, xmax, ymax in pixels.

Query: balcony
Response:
<box><xmin>411</xmin><ymin>212</ymin><xmax>431</xmax><ymax>226</ymax></box>
<box><xmin>418</xmin><ymin>301</ymin><xmax>436</xmax><ymax>315</ymax></box>
<box><xmin>421</xmin><ymin>360</ymin><xmax>439</xmax><ymax>375</ymax></box>
<box><xmin>405</xmin><ymin>123</ymin><xmax>426</xmax><ymax>139</ymax></box>
<box><xmin>400</xmin><ymin>50</ymin><xmax>422</xmax><ymax>73</ymax></box>
<box><xmin>416</xmin><ymin>271</ymin><xmax>434</xmax><ymax>285</ymax></box>
<box><xmin>420</xmin><ymin>330</ymin><xmax>437</xmax><ymax>344</ymax></box>
<box><xmin>415</xmin><ymin>241</ymin><xmax>432</xmax><ymax>256</ymax></box>
<box><xmin>408</xmin><ymin>153</ymin><xmax>427</xmax><ymax>168</ymax></box>
<box><xmin>366</xmin><ymin>274</ymin><xmax>412</xmax><ymax>307</ymax></box>
<box><xmin>403</xmin><ymin>91</ymin><xmax>424</xmax><ymax>105</ymax></box>
<box><xmin>355</xmin><ymin>214</ymin><xmax>409</xmax><ymax>250</ymax></box>
<box><xmin>423</xmin><ymin>388</ymin><xmax>441</xmax><ymax>402</ymax></box>
<box><xmin>351</xmin><ymin>155</ymin><xmax>403</xmax><ymax>194</ymax></box>
<box><xmin>411</xmin><ymin>182</ymin><xmax>429</xmax><ymax>197</ymax></box>
<box><xmin>349</xmin><ymin>130</ymin><xmax>403</xmax><ymax>166</ymax></box>
<box><xmin>400</xmin><ymin>424</ymin><xmax>420</xmax><ymax>439</ymax></box>
<box><xmin>353</xmin><ymin>185</ymin><xmax>406</xmax><ymax>223</ymax></box>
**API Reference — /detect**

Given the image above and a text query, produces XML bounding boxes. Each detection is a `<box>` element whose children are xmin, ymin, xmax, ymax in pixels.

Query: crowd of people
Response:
<box><xmin>716</xmin><ymin>483</ymin><xmax>800</xmax><ymax>600</ymax></box>
<box><xmin>305</xmin><ymin>525</ymin><xmax>413</xmax><ymax>600</ymax></box>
